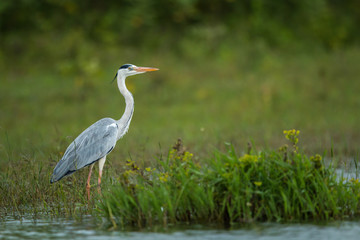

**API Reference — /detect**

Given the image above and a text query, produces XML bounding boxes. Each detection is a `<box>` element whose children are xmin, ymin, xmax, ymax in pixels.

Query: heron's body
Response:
<box><xmin>50</xmin><ymin>64</ymin><xmax>158</xmax><ymax>195</ymax></box>
<box><xmin>50</xmin><ymin>118</ymin><xmax>118</xmax><ymax>183</ymax></box>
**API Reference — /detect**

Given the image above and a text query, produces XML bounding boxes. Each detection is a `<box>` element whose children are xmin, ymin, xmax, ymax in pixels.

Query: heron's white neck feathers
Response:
<box><xmin>116</xmin><ymin>72</ymin><xmax>134</xmax><ymax>140</ymax></box>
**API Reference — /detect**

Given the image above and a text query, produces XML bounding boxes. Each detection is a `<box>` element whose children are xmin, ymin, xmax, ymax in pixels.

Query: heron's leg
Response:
<box><xmin>97</xmin><ymin>156</ymin><xmax>107</xmax><ymax>195</ymax></box>
<box><xmin>86</xmin><ymin>164</ymin><xmax>94</xmax><ymax>200</ymax></box>
<box><xmin>98</xmin><ymin>156</ymin><xmax>107</xmax><ymax>186</ymax></box>
<box><xmin>86</xmin><ymin>164</ymin><xmax>94</xmax><ymax>188</ymax></box>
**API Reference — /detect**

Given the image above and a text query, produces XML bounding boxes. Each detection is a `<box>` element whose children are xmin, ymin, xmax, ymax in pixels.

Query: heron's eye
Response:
<box><xmin>128</xmin><ymin>67</ymin><xmax>134</xmax><ymax>71</ymax></box>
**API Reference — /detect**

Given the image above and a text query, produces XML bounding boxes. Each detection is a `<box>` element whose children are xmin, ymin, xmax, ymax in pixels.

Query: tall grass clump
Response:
<box><xmin>99</xmin><ymin>131</ymin><xmax>360</xmax><ymax>228</ymax></box>
<box><xmin>0</xmin><ymin>146</ymin><xmax>99</xmax><ymax>220</ymax></box>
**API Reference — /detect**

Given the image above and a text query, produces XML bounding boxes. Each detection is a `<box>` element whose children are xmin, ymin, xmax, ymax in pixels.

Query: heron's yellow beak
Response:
<box><xmin>134</xmin><ymin>67</ymin><xmax>159</xmax><ymax>72</ymax></box>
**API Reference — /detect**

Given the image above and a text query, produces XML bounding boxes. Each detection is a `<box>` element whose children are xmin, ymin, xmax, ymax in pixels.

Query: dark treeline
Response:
<box><xmin>1</xmin><ymin>0</ymin><xmax>360</xmax><ymax>52</ymax></box>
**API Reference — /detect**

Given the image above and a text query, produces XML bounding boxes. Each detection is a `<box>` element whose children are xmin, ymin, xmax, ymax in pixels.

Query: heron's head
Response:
<box><xmin>115</xmin><ymin>64</ymin><xmax>159</xmax><ymax>80</ymax></box>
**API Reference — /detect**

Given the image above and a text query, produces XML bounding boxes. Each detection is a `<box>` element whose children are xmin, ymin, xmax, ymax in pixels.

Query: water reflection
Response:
<box><xmin>1</xmin><ymin>216</ymin><xmax>360</xmax><ymax>240</ymax></box>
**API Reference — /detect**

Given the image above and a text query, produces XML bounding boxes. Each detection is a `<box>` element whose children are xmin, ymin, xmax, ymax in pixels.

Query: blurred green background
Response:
<box><xmin>1</xmin><ymin>0</ymin><xmax>360</xmax><ymax>169</ymax></box>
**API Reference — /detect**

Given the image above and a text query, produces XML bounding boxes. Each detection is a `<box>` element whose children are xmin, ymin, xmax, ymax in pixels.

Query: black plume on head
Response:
<box><xmin>112</xmin><ymin>72</ymin><xmax>118</xmax><ymax>83</ymax></box>
<box><xmin>119</xmin><ymin>64</ymin><xmax>133</xmax><ymax>69</ymax></box>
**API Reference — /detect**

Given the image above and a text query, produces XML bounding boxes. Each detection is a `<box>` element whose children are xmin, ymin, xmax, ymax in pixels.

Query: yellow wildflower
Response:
<box><xmin>254</xmin><ymin>181</ymin><xmax>262</xmax><ymax>186</ymax></box>
<box><xmin>159</xmin><ymin>173</ymin><xmax>169</xmax><ymax>182</ymax></box>
<box><xmin>310</xmin><ymin>154</ymin><xmax>323</xmax><ymax>169</ymax></box>
<box><xmin>239</xmin><ymin>154</ymin><xmax>258</xmax><ymax>166</ymax></box>
<box><xmin>283</xmin><ymin>129</ymin><xmax>300</xmax><ymax>152</ymax></box>
<box><xmin>350</xmin><ymin>178</ymin><xmax>360</xmax><ymax>184</ymax></box>
<box><xmin>182</xmin><ymin>151</ymin><xmax>194</xmax><ymax>162</ymax></box>
<box><xmin>126</xmin><ymin>159</ymin><xmax>134</xmax><ymax>166</ymax></box>
<box><xmin>124</xmin><ymin>170</ymin><xmax>135</xmax><ymax>176</ymax></box>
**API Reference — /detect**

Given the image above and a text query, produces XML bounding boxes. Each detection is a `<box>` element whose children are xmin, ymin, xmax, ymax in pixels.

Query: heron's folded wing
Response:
<box><xmin>51</xmin><ymin>118</ymin><xmax>118</xmax><ymax>182</ymax></box>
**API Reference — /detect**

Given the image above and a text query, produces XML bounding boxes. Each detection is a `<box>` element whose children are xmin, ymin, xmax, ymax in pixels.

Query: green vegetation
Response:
<box><xmin>1</xmin><ymin>129</ymin><xmax>359</xmax><ymax>228</ymax></box>
<box><xmin>1</xmin><ymin>0</ymin><xmax>360</xmax><ymax>230</ymax></box>
<box><xmin>2</xmin><ymin>0</ymin><xmax>360</xmax><ymax>162</ymax></box>
<box><xmin>2</xmin><ymin>0</ymin><xmax>360</xmax><ymax>54</ymax></box>
<box><xmin>0</xmin><ymin>147</ymin><xmax>96</xmax><ymax>219</ymax></box>
<box><xmin>2</xmin><ymin>45</ymin><xmax>360</xmax><ymax>166</ymax></box>
<box><xmin>99</xmin><ymin>131</ymin><xmax>360</xmax><ymax>228</ymax></box>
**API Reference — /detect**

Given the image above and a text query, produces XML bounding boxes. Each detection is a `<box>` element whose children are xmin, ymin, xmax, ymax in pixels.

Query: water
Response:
<box><xmin>1</xmin><ymin>216</ymin><xmax>360</xmax><ymax>240</ymax></box>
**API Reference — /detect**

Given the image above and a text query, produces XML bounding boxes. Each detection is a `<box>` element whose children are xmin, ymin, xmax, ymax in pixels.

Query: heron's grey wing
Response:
<box><xmin>51</xmin><ymin>118</ymin><xmax>118</xmax><ymax>183</ymax></box>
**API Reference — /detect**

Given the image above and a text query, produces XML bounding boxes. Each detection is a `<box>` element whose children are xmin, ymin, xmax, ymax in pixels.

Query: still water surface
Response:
<box><xmin>1</xmin><ymin>216</ymin><xmax>360</xmax><ymax>240</ymax></box>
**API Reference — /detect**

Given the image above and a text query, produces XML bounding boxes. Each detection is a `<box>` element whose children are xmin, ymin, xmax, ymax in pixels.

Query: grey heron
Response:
<box><xmin>50</xmin><ymin>64</ymin><xmax>159</xmax><ymax>196</ymax></box>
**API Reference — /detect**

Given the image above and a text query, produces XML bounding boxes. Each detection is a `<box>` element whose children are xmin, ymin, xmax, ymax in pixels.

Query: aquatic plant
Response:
<box><xmin>99</xmin><ymin>132</ymin><xmax>360</xmax><ymax>228</ymax></box>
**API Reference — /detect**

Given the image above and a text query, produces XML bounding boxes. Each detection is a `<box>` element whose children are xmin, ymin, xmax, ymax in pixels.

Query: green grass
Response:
<box><xmin>2</xmin><ymin>44</ymin><xmax>360</xmax><ymax>166</ymax></box>
<box><xmin>1</xmin><ymin>40</ymin><xmax>360</xmax><ymax>226</ymax></box>
<box><xmin>99</xmin><ymin>133</ymin><xmax>360</xmax><ymax>229</ymax></box>
<box><xmin>0</xmin><ymin>147</ymin><xmax>95</xmax><ymax>220</ymax></box>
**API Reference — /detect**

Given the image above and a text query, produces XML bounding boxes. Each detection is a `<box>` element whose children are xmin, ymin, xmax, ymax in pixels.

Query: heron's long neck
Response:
<box><xmin>116</xmin><ymin>74</ymin><xmax>134</xmax><ymax>140</ymax></box>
